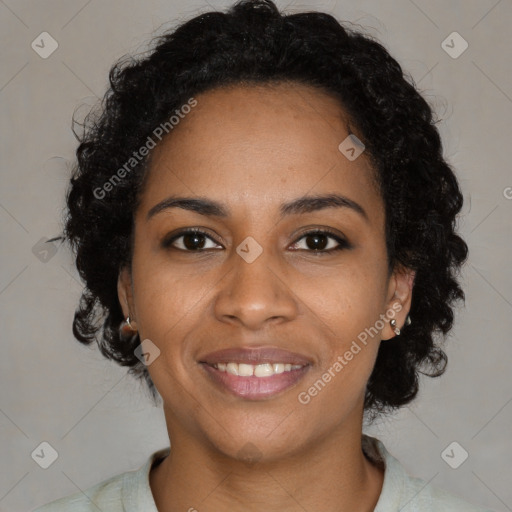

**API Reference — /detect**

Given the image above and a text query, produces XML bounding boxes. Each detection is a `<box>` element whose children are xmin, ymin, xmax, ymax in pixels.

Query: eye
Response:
<box><xmin>289</xmin><ymin>229</ymin><xmax>351</xmax><ymax>253</ymax></box>
<box><xmin>162</xmin><ymin>229</ymin><xmax>222</xmax><ymax>251</ymax></box>
<box><xmin>162</xmin><ymin>228</ymin><xmax>351</xmax><ymax>254</ymax></box>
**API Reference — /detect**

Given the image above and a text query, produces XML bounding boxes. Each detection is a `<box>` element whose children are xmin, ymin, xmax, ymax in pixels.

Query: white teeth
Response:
<box><xmin>273</xmin><ymin>363</ymin><xmax>285</xmax><ymax>374</ymax></box>
<box><xmin>238</xmin><ymin>363</ymin><xmax>254</xmax><ymax>377</ymax></box>
<box><xmin>212</xmin><ymin>362</ymin><xmax>304</xmax><ymax>377</ymax></box>
<box><xmin>226</xmin><ymin>362</ymin><xmax>239</xmax><ymax>376</ymax></box>
<box><xmin>254</xmin><ymin>363</ymin><xmax>273</xmax><ymax>377</ymax></box>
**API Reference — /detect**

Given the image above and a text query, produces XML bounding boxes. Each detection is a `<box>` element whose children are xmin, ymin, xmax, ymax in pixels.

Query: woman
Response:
<box><xmin>35</xmin><ymin>0</ymin><xmax>493</xmax><ymax>510</ymax></box>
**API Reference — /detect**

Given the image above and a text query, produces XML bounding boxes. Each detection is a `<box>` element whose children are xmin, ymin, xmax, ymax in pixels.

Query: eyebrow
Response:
<box><xmin>146</xmin><ymin>193</ymin><xmax>369</xmax><ymax>223</ymax></box>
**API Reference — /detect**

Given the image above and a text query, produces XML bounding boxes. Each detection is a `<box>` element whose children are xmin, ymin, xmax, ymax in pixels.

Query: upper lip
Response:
<box><xmin>199</xmin><ymin>347</ymin><xmax>312</xmax><ymax>366</ymax></box>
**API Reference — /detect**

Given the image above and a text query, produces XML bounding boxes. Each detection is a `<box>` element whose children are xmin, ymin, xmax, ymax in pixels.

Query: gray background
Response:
<box><xmin>1</xmin><ymin>0</ymin><xmax>511</xmax><ymax>511</ymax></box>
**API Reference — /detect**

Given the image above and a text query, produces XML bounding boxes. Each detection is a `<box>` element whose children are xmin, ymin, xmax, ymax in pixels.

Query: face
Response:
<box><xmin>118</xmin><ymin>82</ymin><xmax>414</xmax><ymax>462</ymax></box>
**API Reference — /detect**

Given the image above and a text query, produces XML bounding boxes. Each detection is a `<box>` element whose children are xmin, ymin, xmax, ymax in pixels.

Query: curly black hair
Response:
<box><xmin>54</xmin><ymin>0</ymin><xmax>468</xmax><ymax>418</ymax></box>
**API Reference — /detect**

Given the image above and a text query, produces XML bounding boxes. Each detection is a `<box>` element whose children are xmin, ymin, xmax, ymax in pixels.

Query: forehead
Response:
<box><xmin>139</xmin><ymin>82</ymin><xmax>383</xmax><ymax>223</ymax></box>
<box><xmin>151</xmin><ymin>82</ymin><xmax>358</xmax><ymax>168</ymax></box>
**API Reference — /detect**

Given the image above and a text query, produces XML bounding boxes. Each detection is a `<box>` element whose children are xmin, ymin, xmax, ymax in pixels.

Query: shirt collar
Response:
<box><xmin>363</xmin><ymin>434</ymin><xmax>408</xmax><ymax>511</ymax></box>
<box><xmin>122</xmin><ymin>435</ymin><xmax>405</xmax><ymax>511</ymax></box>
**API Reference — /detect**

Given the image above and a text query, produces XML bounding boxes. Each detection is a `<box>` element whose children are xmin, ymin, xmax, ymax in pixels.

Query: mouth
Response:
<box><xmin>198</xmin><ymin>347</ymin><xmax>312</xmax><ymax>400</ymax></box>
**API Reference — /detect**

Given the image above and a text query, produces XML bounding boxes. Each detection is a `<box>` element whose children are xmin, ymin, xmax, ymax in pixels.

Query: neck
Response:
<box><xmin>150</xmin><ymin>413</ymin><xmax>384</xmax><ymax>512</ymax></box>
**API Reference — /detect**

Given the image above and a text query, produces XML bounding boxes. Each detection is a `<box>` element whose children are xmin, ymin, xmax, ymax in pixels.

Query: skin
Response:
<box><xmin>118</xmin><ymin>82</ymin><xmax>415</xmax><ymax>512</ymax></box>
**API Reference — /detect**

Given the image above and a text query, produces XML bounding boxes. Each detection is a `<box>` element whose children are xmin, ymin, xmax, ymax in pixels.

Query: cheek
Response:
<box><xmin>129</xmin><ymin>252</ymin><xmax>206</xmax><ymax>367</ymax></box>
<box><xmin>131</xmin><ymin>233</ymin><xmax>211</xmax><ymax>328</ymax></box>
<box><xmin>300</xmin><ymin>261</ymin><xmax>387</xmax><ymax>390</ymax></box>
<box><xmin>309</xmin><ymin>261</ymin><xmax>388</xmax><ymax>338</ymax></box>
<box><xmin>131</xmin><ymin>268</ymin><xmax>206</xmax><ymax>411</ymax></box>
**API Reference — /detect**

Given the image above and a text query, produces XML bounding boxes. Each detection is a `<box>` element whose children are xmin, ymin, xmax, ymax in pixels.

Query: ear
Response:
<box><xmin>381</xmin><ymin>265</ymin><xmax>415</xmax><ymax>341</ymax></box>
<box><xmin>117</xmin><ymin>265</ymin><xmax>137</xmax><ymax>330</ymax></box>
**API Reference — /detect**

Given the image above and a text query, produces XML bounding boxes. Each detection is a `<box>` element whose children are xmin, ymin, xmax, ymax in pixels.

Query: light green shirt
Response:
<box><xmin>34</xmin><ymin>435</ymin><xmax>494</xmax><ymax>511</ymax></box>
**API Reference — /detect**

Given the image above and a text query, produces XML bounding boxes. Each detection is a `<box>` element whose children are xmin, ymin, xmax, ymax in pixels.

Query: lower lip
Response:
<box><xmin>200</xmin><ymin>363</ymin><xmax>310</xmax><ymax>400</ymax></box>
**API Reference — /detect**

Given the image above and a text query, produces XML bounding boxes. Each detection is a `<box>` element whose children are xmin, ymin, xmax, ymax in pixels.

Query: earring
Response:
<box><xmin>126</xmin><ymin>316</ymin><xmax>136</xmax><ymax>331</ymax></box>
<box><xmin>389</xmin><ymin>316</ymin><xmax>411</xmax><ymax>338</ymax></box>
<box><xmin>120</xmin><ymin>315</ymin><xmax>137</xmax><ymax>337</ymax></box>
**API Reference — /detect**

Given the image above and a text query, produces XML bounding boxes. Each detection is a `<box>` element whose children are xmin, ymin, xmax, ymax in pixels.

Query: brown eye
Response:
<box><xmin>290</xmin><ymin>230</ymin><xmax>351</xmax><ymax>253</ymax></box>
<box><xmin>162</xmin><ymin>229</ymin><xmax>222</xmax><ymax>251</ymax></box>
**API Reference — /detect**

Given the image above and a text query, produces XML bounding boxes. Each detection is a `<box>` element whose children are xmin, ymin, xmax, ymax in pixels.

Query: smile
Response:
<box><xmin>201</xmin><ymin>362</ymin><xmax>310</xmax><ymax>400</ymax></box>
<box><xmin>212</xmin><ymin>362</ymin><xmax>304</xmax><ymax>377</ymax></box>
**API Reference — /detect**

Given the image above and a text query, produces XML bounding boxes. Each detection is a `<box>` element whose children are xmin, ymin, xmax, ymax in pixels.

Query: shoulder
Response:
<box><xmin>32</xmin><ymin>448</ymin><xmax>169</xmax><ymax>512</ymax></box>
<box><xmin>32</xmin><ymin>472</ymin><xmax>126</xmax><ymax>512</ymax></box>
<box><xmin>362</xmin><ymin>435</ymin><xmax>495</xmax><ymax>512</ymax></box>
<box><xmin>401</xmin><ymin>471</ymin><xmax>494</xmax><ymax>511</ymax></box>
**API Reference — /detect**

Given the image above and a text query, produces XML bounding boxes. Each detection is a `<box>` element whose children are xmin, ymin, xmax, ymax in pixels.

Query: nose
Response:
<box><xmin>213</xmin><ymin>245</ymin><xmax>299</xmax><ymax>330</ymax></box>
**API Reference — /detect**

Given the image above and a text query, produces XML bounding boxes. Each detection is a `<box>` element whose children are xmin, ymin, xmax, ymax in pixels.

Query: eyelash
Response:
<box><xmin>162</xmin><ymin>228</ymin><xmax>351</xmax><ymax>254</ymax></box>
